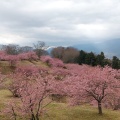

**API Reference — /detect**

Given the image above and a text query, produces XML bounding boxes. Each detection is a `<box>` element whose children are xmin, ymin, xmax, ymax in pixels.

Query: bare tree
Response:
<box><xmin>51</xmin><ymin>47</ymin><xmax>79</xmax><ymax>63</ymax></box>
<box><xmin>3</xmin><ymin>44</ymin><xmax>20</xmax><ymax>55</ymax></box>
<box><xmin>51</xmin><ymin>47</ymin><xmax>64</xmax><ymax>59</ymax></box>
<box><xmin>62</xmin><ymin>47</ymin><xmax>79</xmax><ymax>63</ymax></box>
<box><xmin>33</xmin><ymin>41</ymin><xmax>48</xmax><ymax>57</ymax></box>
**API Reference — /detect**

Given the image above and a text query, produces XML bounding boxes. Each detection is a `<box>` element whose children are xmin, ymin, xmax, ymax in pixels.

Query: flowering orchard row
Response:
<box><xmin>0</xmin><ymin>51</ymin><xmax>39</xmax><ymax>61</ymax></box>
<box><xmin>0</xmin><ymin>50</ymin><xmax>65</xmax><ymax>68</ymax></box>
<box><xmin>0</xmin><ymin>54</ymin><xmax>120</xmax><ymax>120</ymax></box>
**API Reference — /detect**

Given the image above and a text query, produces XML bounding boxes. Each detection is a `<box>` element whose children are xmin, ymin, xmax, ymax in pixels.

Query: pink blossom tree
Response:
<box><xmin>8</xmin><ymin>66</ymin><xmax>48</xmax><ymax>97</ymax></box>
<box><xmin>25</xmin><ymin>51</ymin><xmax>39</xmax><ymax>61</ymax></box>
<box><xmin>7</xmin><ymin>66</ymin><xmax>60</xmax><ymax>120</ymax></box>
<box><xmin>0</xmin><ymin>50</ymin><xmax>6</xmax><ymax>61</ymax></box>
<box><xmin>64</xmin><ymin>65</ymin><xmax>120</xmax><ymax>115</ymax></box>
<box><xmin>18</xmin><ymin>52</ymin><xmax>38</xmax><ymax>61</ymax></box>
<box><xmin>40</xmin><ymin>55</ymin><xmax>64</xmax><ymax>68</ymax></box>
<box><xmin>51</xmin><ymin>67</ymin><xmax>70</xmax><ymax>80</ymax></box>
<box><xmin>0</xmin><ymin>51</ymin><xmax>19</xmax><ymax>68</ymax></box>
<box><xmin>102</xmin><ymin>69</ymin><xmax>120</xmax><ymax>110</ymax></box>
<box><xmin>18</xmin><ymin>53</ymin><xmax>29</xmax><ymax>60</ymax></box>
<box><xmin>4</xmin><ymin>55</ymin><xmax>19</xmax><ymax>68</ymax></box>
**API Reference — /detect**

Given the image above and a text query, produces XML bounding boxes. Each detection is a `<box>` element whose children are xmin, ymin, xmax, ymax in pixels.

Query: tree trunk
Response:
<box><xmin>11</xmin><ymin>106</ymin><xmax>17</xmax><ymax>120</ymax></box>
<box><xmin>36</xmin><ymin>113</ymin><xmax>39</xmax><ymax>120</ymax></box>
<box><xmin>30</xmin><ymin>114</ymin><xmax>36</xmax><ymax>120</ymax></box>
<box><xmin>98</xmin><ymin>101</ymin><xmax>102</xmax><ymax>115</ymax></box>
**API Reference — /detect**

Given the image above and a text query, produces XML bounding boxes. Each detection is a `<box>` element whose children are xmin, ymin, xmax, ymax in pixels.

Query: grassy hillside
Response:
<box><xmin>0</xmin><ymin>60</ymin><xmax>47</xmax><ymax>74</ymax></box>
<box><xmin>0</xmin><ymin>90</ymin><xmax>120</xmax><ymax>120</ymax></box>
<box><xmin>0</xmin><ymin>60</ymin><xmax>120</xmax><ymax>120</ymax></box>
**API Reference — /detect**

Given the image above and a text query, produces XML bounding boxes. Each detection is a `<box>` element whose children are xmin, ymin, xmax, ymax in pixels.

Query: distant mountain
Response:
<box><xmin>72</xmin><ymin>43</ymin><xmax>100</xmax><ymax>54</ymax></box>
<box><xmin>100</xmin><ymin>39</ymin><xmax>120</xmax><ymax>58</ymax></box>
<box><xmin>46</xmin><ymin>39</ymin><xmax>120</xmax><ymax>59</ymax></box>
<box><xmin>72</xmin><ymin>39</ymin><xmax>120</xmax><ymax>58</ymax></box>
<box><xmin>46</xmin><ymin>46</ymin><xmax>56</xmax><ymax>55</ymax></box>
<box><xmin>0</xmin><ymin>44</ymin><xmax>3</xmax><ymax>50</ymax></box>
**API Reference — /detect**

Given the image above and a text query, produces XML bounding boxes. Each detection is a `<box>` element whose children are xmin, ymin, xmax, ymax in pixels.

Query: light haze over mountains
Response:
<box><xmin>0</xmin><ymin>0</ymin><xmax>120</xmax><ymax>58</ymax></box>
<box><xmin>46</xmin><ymin>39</ymin><xmax>120</xmax><ymax>58</ymax></box>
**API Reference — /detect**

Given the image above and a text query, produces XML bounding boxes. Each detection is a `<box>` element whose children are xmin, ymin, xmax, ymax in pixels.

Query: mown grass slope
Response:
<box><xmin>0</xmin><ymin>60</ymin><xmax>47</xmax><ymax>74</ymax></box>
<box><xmin>0</xmin><ymin>60</ymin><xmax>120</xmax><ymax>120</ymax></box>
<box><xmin>0</xmin><ymin>89</ymin><xmax>120</xmax><ymax>120</ymax></box>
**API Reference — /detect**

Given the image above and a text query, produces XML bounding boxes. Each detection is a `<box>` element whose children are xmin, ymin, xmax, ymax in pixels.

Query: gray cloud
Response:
<box><xmin>0</xmin><ymin>0</ymin><xmax>120</xmax><ymax>46</ymax></box>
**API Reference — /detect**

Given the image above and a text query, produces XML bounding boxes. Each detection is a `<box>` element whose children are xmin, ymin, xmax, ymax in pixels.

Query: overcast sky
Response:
<box><xmin>0</xmin><ymin>0</ymin><xmax>120</xmax><ymax>46</ymax></box>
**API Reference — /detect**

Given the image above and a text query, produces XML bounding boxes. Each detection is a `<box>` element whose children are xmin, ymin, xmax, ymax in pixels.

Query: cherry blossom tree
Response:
<box><xmin>40</xmin><ymin>55</ymin><xmax>64</xmax><ymax>68</ymax></box>
<box><xmin>0</xmin><ymin>51</ymin><xmax>19</xmax><ymax>68</ymax></box>
<box><xmin>9</xmin><ymin>66</ymin><xmax>48</xmax><ymax>97</ymax></box>
<box><xmin>18</xmin><ymin>52</ymin><xmax>38</xmax><ymax>61</ymax></box>
<box><xmin>40</xmin><ymin>55</ymin><xmax>53</xmax><ymax>66</ymax></box>
<box><xmin>63</xmin><ymin>65</ymin><xmax>120</xmax><ymax>115</ymax></box>
<box><xmin>102</xmin><ymin>69</ymin><xmax>120</xmax><ymax>110</ymax></box>
<box><xmin>0</xmin><ymin>50</ymin><xmax>6</xmax><ymax>61</ymax></box>
<box><xmin>7</xmin><ymin>66</ymin><xmax>61</xmax><ymax>120</ymax></box>
<box><xmin>4</xmin><ymin>55</ymin><xmax>19</xmax><ymax>68</ymax></box>
<box><xmin>51</xmin><ymin>67</ymin><xmax>70</xmax><ymax>80</ymax></box>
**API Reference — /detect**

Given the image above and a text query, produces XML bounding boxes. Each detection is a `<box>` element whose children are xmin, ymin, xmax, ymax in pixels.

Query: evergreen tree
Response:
<box><xmin>78</xmin><ymin>50</ymin><xmax>86</xmax><ymax>65</ymax></box>
<box><xmin>112</xmin><ymin>56</ymin><xmax>119</xmax><ymax>69</ymax></box>
<box><xmin>96</xmin><ymin>52</ymin><xmax>105</xmax><ymax>67</ymax></box>
<box><xmin>85</xmin><ymin>52</ymin><xmax>96</xmax><ymax>66</ymax></box>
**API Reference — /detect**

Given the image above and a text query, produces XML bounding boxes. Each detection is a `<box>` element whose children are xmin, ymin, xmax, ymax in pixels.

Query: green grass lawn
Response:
<box><xmin>0</xmin><ymin>90</ymin><xmax>120</xmax><ymax>120</ymax></box>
